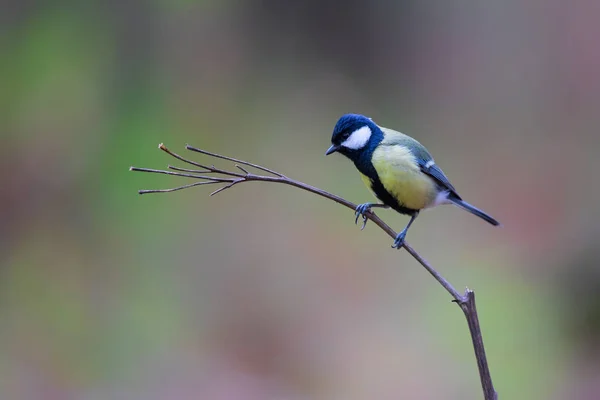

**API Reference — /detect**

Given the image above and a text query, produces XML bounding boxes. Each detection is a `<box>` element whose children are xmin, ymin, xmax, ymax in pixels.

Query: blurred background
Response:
<box><xmin>2</xmin><ymin>1</ymin><xmax>600</xmax><ymax>399</ymax></box>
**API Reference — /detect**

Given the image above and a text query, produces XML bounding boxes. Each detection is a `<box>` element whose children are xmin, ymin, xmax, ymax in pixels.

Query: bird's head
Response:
<box><xmin>325</xmin><ymin>114</ymin><xmax>379</xmax><ymax>159</ymax></box>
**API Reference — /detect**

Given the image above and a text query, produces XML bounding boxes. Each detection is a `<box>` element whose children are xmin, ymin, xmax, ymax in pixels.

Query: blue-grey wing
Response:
<box><xmin>379</xmin><ymin>126</ymin><xmax>459</xmax><ymax>196</ymax></box>
<box><xmin>418</xmin><ymin>159</ymin><xmax>458</xmax><ymax>196</ymax></box>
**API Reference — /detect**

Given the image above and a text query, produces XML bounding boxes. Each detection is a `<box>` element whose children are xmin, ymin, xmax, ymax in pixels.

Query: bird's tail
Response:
<box><xmin>448</xmin><ymin>194</ymin><xmax>500</xmax><ymax>226</ymax></box>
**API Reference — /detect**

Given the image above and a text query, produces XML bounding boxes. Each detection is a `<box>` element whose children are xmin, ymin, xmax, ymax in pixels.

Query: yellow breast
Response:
<box><xmin>371</xmin><ymin>145</ymin><xmax>438</xmax><ymax>210</ymax></box>
<box><xmin>359</xmin><ymin>172</ymin><xmax>376</xmax><ymax>197</ymax></box>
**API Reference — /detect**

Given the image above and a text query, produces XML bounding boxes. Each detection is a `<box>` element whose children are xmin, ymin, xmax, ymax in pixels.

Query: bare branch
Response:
<box><xmin>458</xmin><ymin>290</ymin><xmax>497</xmax><ymax>400</ymax></box>
<box><xmin>158</xmin><ymin>143</ymin><xmax>212</xmax><ymax>170</ymax></box>
<box><xmin>209</xmin><ymin>180</ymin><xmax>242</xmax><ymax>196</ymax></box>
<box><xmin>159</xmin><ymin>143</ymin><xmax>244</xmax><ymax>177</ymax></box>
<box><xmin>129</xmin><ymin>167</ymin><xmax>232</xmax><ymax>181</ymax></box>
<box><xmin>139</xmin><ymin>181</ymin><xmax>221</xmax><ymax>194</ymax></box>
<box><xmin>131</xmin><ymin>144</ymin><xmax>497</xmax><ymax>400</ymax></box>
<box><xmin>129</xmin><ymin>167</ymin><xmax>235</xmax><ymax>183</ymax></box>
<box><xmin>235</xmin><ymin>164</ymin><xmax>250</xmax><ymax>175</ymax></box>
<box><xmin>185</xmin><ymin>144</ymin><xmax>285</xmax><ymax>177</ymax></box>
<box><xmin>168</xmin><ymin>165</ymin><xmax>214</xmax><ymax>174</ymax></box>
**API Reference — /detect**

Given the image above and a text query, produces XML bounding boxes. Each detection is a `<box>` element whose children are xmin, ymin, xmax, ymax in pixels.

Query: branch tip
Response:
<box><xmin>210</xmin><ymin>185</ymin><xmax>231</xmax><ymax>196</ymax></box>
<box><xmin>235</xmin><ymin>164</ymin><xmax>250</xmax><ymax>175</ymax></box>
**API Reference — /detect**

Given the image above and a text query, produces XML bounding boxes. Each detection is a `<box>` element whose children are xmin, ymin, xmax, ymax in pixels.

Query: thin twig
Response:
<box><xmin>235</xmin><ymin>164</ymin><xmax>250</xmax><ymax>175</ymax></box>
<box><xmin>139</xmin><ymin>181</ymin><xmax>221</xmax><ymax>194</ymax></box>
<box><xmin>209</xmin><ymin>180</ymin><xmax>243</xmax><ymax>196</ymax></box>
<box><xmin>131</xmin><ymin>144</ymin><xmax>497</xmax><ymax>400</ymax></box>
<box><xmin>159</xmin><ymin>143</ymin><xmax>244</xmax><ymax>177</ymax></box>
<box><xmin>129</xmin><ymin>167</ymin><xmax>235</xmax><ymax>182</ymax></box>
<box><xmin>186</xmin><ymin>144</ymin><xmax>285</xmax><ymax>177</ymax></box>
<box><xmin>168</xmin><ymin>165</ymin><xmax>214</xmax><ymax>174</ymax></box>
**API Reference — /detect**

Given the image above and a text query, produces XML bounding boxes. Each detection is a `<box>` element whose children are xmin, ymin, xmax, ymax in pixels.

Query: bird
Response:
<box><xmin>325</xmin><ymin>113</ymin><xmax>500</xmax><ymax>249</ymax></box>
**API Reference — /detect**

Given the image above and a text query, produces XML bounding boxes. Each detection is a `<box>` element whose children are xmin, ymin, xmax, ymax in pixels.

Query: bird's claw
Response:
<box><xmin>392</xmin><ymin>231</ymin><xmax>407</xmax><ymax>249</ymax></box>
<box><xmin>360</xmin><ymin>219</ymin><xmax>368</xmax><ymax>231</ymax></box>
<box><xmin>354</xmin><ymin>203</ymin><xmax>372</xmax><ymax>229</ymax></box>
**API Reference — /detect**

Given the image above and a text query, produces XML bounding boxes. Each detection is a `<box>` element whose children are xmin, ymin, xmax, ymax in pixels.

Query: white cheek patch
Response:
<box><xmin>341</xmin><ymin>126</ymin><xmax>372</xmax><ymax>150</ymax></box>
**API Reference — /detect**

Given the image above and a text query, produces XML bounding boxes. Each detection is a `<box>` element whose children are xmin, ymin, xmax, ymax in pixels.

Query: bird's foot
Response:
<box><xmin>355</xmin><ymin>203</ymin><xmax>374</xmax><ymax>230</ymax></box>
<box><xmin>392</xmin><ymin>231</ymin><xmax>407</xmax><ymax>249</ymax></box>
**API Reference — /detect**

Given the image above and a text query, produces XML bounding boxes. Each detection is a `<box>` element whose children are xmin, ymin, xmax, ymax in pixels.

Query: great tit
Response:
<box><xmin>325</xmin><ymin>113</ymin><xmax>500</xmax><ymax>248</ymax></box>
